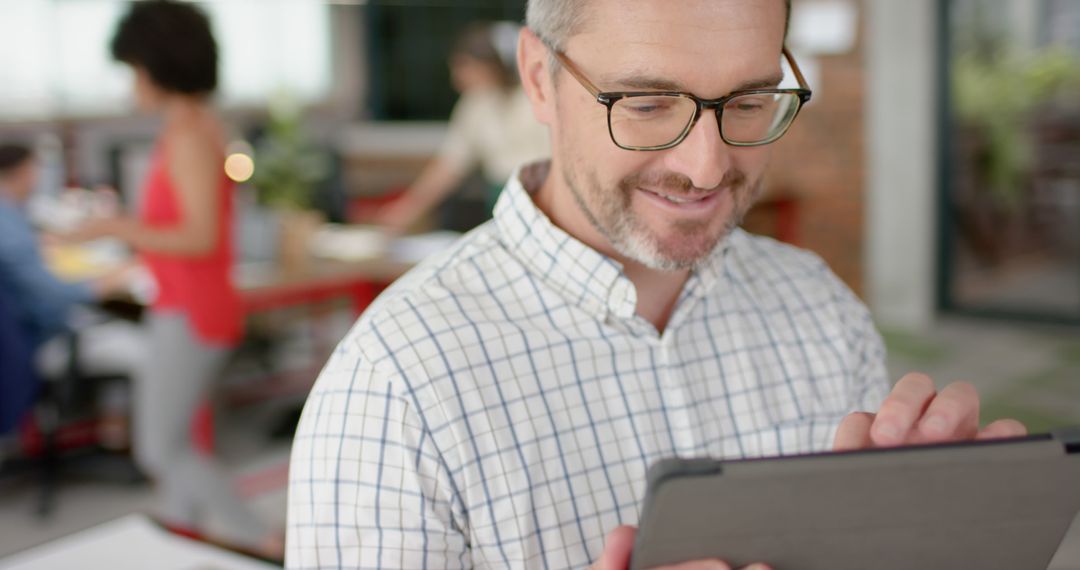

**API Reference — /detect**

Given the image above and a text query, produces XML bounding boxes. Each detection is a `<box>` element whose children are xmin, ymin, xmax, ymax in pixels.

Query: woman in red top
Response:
<box><xmin>71</xmin><ymin>1</ymin><xmax>272</xmax><ymax>554</ymax></box>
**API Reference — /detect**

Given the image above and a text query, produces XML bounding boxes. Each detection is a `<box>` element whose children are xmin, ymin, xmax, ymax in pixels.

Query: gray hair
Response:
<box><xmin>525</xmin><ymin>0</ymin><xmax>591</xmax><ymax>53</ymax></box>
<box><xmin>526</xmin><ymin>0</ymin><xmax>792</xmax><ymax>54</ymax></box>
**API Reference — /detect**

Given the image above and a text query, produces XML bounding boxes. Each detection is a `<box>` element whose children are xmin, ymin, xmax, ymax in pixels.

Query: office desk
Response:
<box><xmin>237</xmin><ymin>257</ymin><xmax>411</xmax><ymax>316</ymax></box>
<box><xmin>189</xmin><ymin>257</ymin><xmax>414</xmax><ymax>456</ymax></box>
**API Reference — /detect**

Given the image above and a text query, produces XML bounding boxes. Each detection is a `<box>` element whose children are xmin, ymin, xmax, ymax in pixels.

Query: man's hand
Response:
<box><xmin>834</xmin><ymin>373</ymin><xmax>1027</xmax><ymax>451</ymax></box>
<box><xmin>90</xmin><ymin>262</ymin><xmax>141</xmax><ymax>299</ymax></box>
<box><xmin>589</xmin><ymin>526</ymin><xmax>770</xmax><ymax>570</ymax></box>
<box><xmin>63</xmin><ymin>217</ymin><xmax>133</xmax><ymax>244</ymax></box>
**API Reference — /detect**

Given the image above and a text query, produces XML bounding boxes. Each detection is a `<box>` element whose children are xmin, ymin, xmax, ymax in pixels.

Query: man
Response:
<box><xmin>286</xmin><ymin>1</ymin><xmax>1025</xmax><ymax>568</ymax></box>
<box><xmin>0</xmin><ymin>143</ymin><xmax>136</xmax><ymax>382</ymax></box>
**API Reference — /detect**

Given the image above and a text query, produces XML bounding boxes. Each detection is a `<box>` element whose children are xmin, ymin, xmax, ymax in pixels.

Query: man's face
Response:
<box><xmin>1</xmin><ymin>159</ymin><xmax>40</xmax><ymax>203</ymax></box>
<box><xmin>548</xmin><ymin>0</ymin><xmax>787</xmax><ymax>270</ymax></box>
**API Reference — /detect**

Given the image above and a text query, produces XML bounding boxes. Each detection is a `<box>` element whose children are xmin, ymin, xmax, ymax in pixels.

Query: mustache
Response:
<box><xmin>619</xmin><ymin>169</ymin><xmax>748</xmax><ymax>195</ymax></box>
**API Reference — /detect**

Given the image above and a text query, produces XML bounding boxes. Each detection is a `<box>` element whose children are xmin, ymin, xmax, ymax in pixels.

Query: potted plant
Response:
<box><xmin>251</xmin><ymin>98</ymin><xmax>330</xmax><ymax>272</ymax></box>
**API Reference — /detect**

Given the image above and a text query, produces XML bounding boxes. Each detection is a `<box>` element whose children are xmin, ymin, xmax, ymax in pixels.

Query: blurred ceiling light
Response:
<box><xmin>224</xmin><ymin>141</ymin><xmax>256</xmax><ymax>183</ymax></box>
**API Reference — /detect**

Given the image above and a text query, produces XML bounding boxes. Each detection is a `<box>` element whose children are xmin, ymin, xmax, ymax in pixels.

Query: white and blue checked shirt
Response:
<box><xmin>286</xmin><ymin>162</ymin><xmax>890</xmax><ymax>569</ymax></box>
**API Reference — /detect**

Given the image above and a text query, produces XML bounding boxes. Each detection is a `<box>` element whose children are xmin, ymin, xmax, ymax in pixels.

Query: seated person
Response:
<box><xmin>0</xmin><ymin>143</ymin><xmax>138</xmax><ymax>380</ymax></box>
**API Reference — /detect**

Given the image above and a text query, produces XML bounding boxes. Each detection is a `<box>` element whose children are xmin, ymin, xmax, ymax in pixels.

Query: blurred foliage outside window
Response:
<box><xmin>945</xmin><ymin>0</ymin><xmax>1080</xmax><ymax>320</ymax></box>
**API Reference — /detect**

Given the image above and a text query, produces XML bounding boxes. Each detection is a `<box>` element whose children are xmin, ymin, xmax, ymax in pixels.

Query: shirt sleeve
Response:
<box><xmin>0</xmin><ymin>208</ymin><xmax>94</xmax><ymax>340</ymax></box>
<box><xmin>286</xmin><ymin>340</ymin><xmax>470</xmax><ymax>569</ymax></box>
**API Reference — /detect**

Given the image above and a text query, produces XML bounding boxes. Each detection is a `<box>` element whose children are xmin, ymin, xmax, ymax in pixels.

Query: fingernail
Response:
<box><xmin>922</xmin><ymin>415</ymin><xmax>948</xmax><ymax>435</ymax></box>
<box><xmin>874</xmin><ymin>422</ymin><xmax>899</xmax><ymax>441</ymax></box>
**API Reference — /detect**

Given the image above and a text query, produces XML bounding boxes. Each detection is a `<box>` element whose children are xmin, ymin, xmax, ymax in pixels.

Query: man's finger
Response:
<box><xmin>593</xmin><ymin>525</ymin><xmax>637</xmax><ymax>570</ymax></box>
<box><xmin>917</xmin><ymin>381</ymin><xmax>980</xmax><ymax>442</ymax></box>
<box><xmin>833</xmin><ymin>412</ymin><xmax>875</xmax><ymax>451</ymax></box>
<box><xmin>976</xmin><ymin>418</ymin><xmax>1028</xmax><ymax>440</ymax></box>
<box><xmin>872</xmin><ymin>373</ymin><xmax>937</xmax><ymax>446</ymax></box>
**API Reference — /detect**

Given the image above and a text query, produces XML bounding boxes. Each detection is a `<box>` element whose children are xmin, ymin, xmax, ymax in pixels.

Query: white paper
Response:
<box><xmin>0</xmin><ymin>515</ymin><xmax>278</xmax><ymax>570</ymax></box>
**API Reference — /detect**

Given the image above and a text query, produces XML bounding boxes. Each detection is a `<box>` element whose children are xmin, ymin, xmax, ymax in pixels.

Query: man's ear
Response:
<box><xmin>517</xmin><ymin>27</ymin><xmax>556</xmax><ymax>126</ymax></box>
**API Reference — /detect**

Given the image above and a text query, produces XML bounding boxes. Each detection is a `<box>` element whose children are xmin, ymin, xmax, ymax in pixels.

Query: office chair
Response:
<box><xmin>0</xmin><ymin>286</ymin><xmax>39</xmax><ymax>438</ymax></box>
<box><xmin>34</xmin><ymin>330</ymin><xmax>140</xmax><ymax>516</ymax></box>
<box><xmin>0</xmin><ymin>288</ymin><xmax>142</xmax><ymax>517</ymax></box>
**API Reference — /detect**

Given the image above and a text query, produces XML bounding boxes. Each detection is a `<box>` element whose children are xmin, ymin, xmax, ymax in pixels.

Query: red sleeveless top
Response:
<box><xmin>139</xmin><ymin>143</ymin><xmax>243</xmax><ymax>346</ymax></box>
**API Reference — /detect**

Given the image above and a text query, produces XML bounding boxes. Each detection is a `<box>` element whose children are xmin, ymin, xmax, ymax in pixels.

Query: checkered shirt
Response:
<box><xmin>286</xmin><ymin>162</ymin><xmax>890</xmax><ymax>569</ymax></box>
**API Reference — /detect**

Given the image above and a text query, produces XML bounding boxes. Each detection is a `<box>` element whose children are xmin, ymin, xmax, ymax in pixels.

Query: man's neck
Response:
<box><xmin>531</xmin><ymin>161</ymin><xmax>691</xmax><ymax>333</ymax></box>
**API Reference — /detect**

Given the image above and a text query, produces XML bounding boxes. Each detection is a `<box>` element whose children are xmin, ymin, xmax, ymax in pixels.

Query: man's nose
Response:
<box><xmin>661</xmin><ymin>110</ymin><xmax>732</xmax><ymax>191</ymax></box>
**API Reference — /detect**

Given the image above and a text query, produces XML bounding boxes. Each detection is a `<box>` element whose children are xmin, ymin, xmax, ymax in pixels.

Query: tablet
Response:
<box><xmin>630</xmin><ymin>428</ymin><xmax>1080</xmax><ymax>570</ymax></box>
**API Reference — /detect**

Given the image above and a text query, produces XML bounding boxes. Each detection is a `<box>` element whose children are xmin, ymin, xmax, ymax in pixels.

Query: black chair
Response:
<box><xmin>37</xmin><ymin>330</ymin><xmax>143</xmax><ymax>516</ymax></box>
<box><xmin>0</xmin><ymin>289</ymin><xmax>142</xmax><ymax>517</ymax></box>
<box><xmin>0</xmin><ymin>286</ymin><xmax>39</xmax><ymax>437</ymax></box>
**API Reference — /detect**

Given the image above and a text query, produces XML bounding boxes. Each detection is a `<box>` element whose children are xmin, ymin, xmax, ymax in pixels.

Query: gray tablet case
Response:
<box><xmin>630</xmin><ymin>429</ymin><xmax>1080</xmax><ymax>570</ymax></box>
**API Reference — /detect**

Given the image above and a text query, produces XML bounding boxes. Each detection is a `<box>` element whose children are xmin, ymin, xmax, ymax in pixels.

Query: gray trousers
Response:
<box><xmin>133</xmin><ymin>312</ymin><xmax>267</xmax><ymax>546</ymax></box>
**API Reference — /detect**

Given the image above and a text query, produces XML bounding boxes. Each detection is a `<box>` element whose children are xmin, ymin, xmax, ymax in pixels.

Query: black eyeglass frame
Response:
<box><xmin>551</xmin><ymin>46</ymin><xmax>813</xmax><ymax>151</ymax></box>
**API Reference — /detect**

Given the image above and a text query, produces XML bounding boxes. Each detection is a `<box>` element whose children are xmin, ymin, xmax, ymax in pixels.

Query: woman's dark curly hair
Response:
<box><xmin>110</xmin><ymin>0</ymin><xmax>218</xmax><ymax>95</ymax></box>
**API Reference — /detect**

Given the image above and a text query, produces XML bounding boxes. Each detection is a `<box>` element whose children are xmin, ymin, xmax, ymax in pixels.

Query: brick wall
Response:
<box><xmin>750</xmin><ymin>0</ymin><xmax>868</xmax><ymax>296</ymax></box>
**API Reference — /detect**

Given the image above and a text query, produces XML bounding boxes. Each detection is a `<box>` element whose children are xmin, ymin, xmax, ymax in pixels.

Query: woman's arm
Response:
<box><xmin>72</xmin><ymin>129</ymin><xmax>223</xmax><ymax>257</ymax></box>
<box><xmin>377</xmin><ymin>156</ymin><xmax>469</xmax><ymax>234</ymax></box>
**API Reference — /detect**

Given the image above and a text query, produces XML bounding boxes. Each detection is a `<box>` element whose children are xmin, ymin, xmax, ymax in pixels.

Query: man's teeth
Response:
<box><xmin>661</xmin><ymin>194</ymin><xmax>700</xmax><ymax>204</ymax></box>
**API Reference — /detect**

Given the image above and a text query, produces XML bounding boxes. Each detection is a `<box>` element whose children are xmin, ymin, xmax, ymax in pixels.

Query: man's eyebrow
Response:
<box><xmin>608</xmin><ymin>74</ymin><xmax>686</xmax><ymax>91</ymax></box>
<box><xmin>733</xmin><ymin>73</ymin><xmax>784</xmax><ymax>91</ymax></box>
<box><xmin>605</xmin><ymin>72</ymin><xmax>785</xmax><ymax>94</ymax></box>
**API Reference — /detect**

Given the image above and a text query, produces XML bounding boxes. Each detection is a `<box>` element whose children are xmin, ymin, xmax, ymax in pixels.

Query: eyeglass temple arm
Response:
<box><xmin>782</xmin><ymin>47</ymin><xmax>810</xmax><ymax>90</ymax></box>
<box><xmin>553</xmin><ymin>50</ymin><xmax>603</xmax><ymax>98</ymax></box>
<box><xmin>556</xmin><ymin>45</ymin><xmax>808</xmax><ymax>95</ymax></box>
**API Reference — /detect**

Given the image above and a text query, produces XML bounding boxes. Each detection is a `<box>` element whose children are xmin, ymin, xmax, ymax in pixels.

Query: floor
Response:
<box><xmin>1</xmin><ymin>316</ymin><xmax>1079</xmax><ymax>567</ymax></box>
<box><xmin>883</xmin><ymin>317</ymin><xmax>1080</xmax><ymax>434</ymax></box>
<box><xmin>0</xmin><ymin>399</ymin><xmax>293</xmax><ymax>564</ymax></box>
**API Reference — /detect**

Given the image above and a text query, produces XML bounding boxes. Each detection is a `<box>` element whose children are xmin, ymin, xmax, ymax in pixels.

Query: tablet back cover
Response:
<box><xmin>631</xmin><ymin>436</ymin><xmax>1080</xmax><ymax>570</ymax></box>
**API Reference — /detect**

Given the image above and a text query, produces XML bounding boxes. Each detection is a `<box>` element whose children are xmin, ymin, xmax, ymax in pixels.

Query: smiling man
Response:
<box><xmin>286</xmin><ymin>1</ymin><xmax>1025</xmax><ymax>569</ymax></box>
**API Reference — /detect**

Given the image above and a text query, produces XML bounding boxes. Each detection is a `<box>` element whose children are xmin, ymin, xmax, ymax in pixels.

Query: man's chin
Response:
<box><xmin>617</xmin><ymin>228</ymin><xmax>729</xmax><ymax>271</ymax></box>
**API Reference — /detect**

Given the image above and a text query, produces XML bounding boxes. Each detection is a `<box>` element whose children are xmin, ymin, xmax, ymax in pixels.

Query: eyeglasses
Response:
<box><xmin>551</xmin><ymin>47</ymin><xmax>813</xmax><ymax>151</ymax></box>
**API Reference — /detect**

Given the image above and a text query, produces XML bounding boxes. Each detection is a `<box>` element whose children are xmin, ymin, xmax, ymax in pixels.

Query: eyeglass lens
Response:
<box><xmin>608</xmin><ymin>92</ymin><xmax>803</xmax><ymax>149</ymax></box>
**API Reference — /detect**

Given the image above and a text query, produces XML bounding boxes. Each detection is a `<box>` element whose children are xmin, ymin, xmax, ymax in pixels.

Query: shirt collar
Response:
<box><xmin>494</xmin><ymin>161</ymin><xmax>636</xmax><ymax>320</ymax></box>
<box><xmin>493</xmin><ymin>161</ymin><xmax>734</xmax><ymax>322</ymax></box>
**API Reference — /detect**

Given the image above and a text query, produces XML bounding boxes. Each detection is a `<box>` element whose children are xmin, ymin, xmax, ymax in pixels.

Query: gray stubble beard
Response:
<box><xmin>560</xmin><ymin>154</ymin><xmax>764</xmax><ymax>271</ymax></box>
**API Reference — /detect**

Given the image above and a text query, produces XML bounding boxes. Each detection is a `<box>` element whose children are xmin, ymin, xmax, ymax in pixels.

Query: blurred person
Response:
<box><xmin>0</xmin><ymin>143</ymin><xmax>137</xmax><ymax>377</ymax></box>
<box><xmin>377</xmin><ymin>22</ymin><xmax>550</xmax><ymax>233</ymax></box>
<box><xmin>65</xmin><ymin>1</ymin><xmax>276</xmax><ymax>555</ymax></box>
<box><xmin>287</xmin><ymin>0</ymin><xmax>1027</xmax><ymax>568</ymax></box>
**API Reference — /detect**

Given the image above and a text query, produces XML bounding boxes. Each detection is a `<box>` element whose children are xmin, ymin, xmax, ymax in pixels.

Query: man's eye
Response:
<box><xmin>727</xmin><ymin>95</ymin><xmax>776</xmax><ymax>114</ymax></box>
<box><xmin>622</xmin><ymin>98</ymin><xmax>678</xmax><ymax>116</ymax></box>
<box><xmin>730</xmin><ymin>100</ymin><xmax>765</xmax><ymax>113</ymax></box>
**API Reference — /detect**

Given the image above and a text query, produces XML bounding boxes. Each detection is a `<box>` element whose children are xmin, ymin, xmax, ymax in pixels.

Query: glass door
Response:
<box><xmin>939</xmin><ymin>0</ymin><xmax>1080</xmax><ymax>322</ymax></box>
